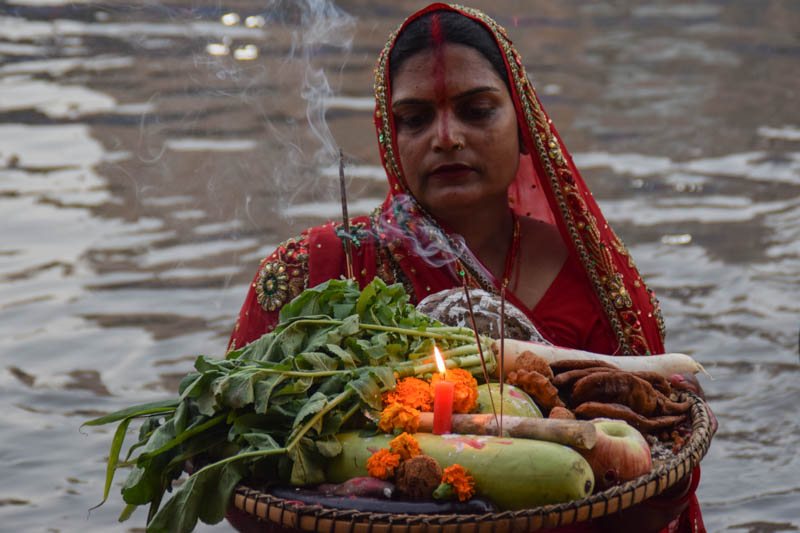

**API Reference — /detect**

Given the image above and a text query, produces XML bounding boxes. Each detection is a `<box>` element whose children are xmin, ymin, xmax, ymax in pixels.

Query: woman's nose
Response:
<box><xmin>431</xmin><ymin>111</ymin><xmax>464</xmax><ymax>153</ymax></box>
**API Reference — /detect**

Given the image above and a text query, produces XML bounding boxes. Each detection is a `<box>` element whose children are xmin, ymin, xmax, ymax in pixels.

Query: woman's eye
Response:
<box><xmin>461</xmin><ymin>104</ymin><xmax>495</xmax><ymax>121</ymax></box>
<box><xmin>395</xmin><ymin>109</ymin><xmax>432</xmax><ymax>130</ymax></box>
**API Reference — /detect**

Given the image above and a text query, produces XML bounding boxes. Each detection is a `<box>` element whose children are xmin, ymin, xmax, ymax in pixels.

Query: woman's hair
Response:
<box><xmin>388</xmin><ymin>10</ymin><xmax>510</xmax><ymax>90</ymax></box>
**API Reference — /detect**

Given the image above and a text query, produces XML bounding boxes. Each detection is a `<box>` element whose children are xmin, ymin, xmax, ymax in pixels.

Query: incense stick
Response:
<box><xmin>461</xmin><ymin>278</ymin><xmax>500</xmax><ymax>433</ymax></box>
<box><xmin>499</xmin><ymin>285</ymin><xmax>506</xmax><ymax>438</ymax></box>
<box><xmin>338</xmin><ymin>149</ymin><xmax>354</xmax><ymax>280</ymax></box>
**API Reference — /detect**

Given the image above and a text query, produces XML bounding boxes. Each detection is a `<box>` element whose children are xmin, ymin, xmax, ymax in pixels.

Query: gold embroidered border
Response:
<box><xmin>455</xmin><ymin>5</ymin><xmax>656</xmax><ymax>354</ymax></box>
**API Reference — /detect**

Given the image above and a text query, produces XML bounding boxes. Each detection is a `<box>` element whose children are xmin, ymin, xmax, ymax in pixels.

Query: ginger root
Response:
<box><xmin>507</xmin><ymin>369</ymin><xmax>564</xmax><ymax>412</ymax></box>
<box><xmin>513</xmin><ymin>350</ymin><xmax>554</xmax><ymax>379</ymax></box>
<box><xmin>548</xmin><ymin>406</ymin><xmax>575</xmax><ymax>420</ymax></box>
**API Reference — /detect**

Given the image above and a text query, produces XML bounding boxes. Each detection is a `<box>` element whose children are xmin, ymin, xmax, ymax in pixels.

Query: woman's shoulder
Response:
<box><xmin>518</xmin><ymin>215</ymin><xmax>565</xmax><ymax>251</ymax></box>
<box><xmin>251</xmin><ymin>215</ymin><xmax>374</xmax><ymax>311</ymax></box>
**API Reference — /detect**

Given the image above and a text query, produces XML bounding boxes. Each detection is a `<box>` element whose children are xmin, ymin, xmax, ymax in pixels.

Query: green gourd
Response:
<box><xmin>327</xmin><ymin>432</ymin><xmax>594</xmax><ymax>509</ymax></box>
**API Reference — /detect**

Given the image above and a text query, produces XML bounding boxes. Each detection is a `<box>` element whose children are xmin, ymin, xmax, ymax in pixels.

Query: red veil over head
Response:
<box><xmin>372</xmin><ymin>3</ymin><xmax>666</xmax><ymax>355</ymax></box>
<box><xmin>230</xmin><ymin>3</ymin><xmax>666</xmax><ymax>357</ymax></box>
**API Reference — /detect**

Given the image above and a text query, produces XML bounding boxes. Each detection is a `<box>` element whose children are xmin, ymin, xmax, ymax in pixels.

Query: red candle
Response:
<box><xmin>432</xmin><ymin>346</ymin><xmax>454</xmax><ymax>435</ymax></box>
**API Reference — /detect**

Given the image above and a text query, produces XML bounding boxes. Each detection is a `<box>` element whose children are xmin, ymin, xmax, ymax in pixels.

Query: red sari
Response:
<box><xmin>228</xmin><ymin>4</ymin><xmax>704</xmax><ymax>532</ymax></box>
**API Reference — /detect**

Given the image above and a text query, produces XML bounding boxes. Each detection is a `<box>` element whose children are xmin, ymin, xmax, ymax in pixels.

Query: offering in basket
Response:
<box><xmin>85</xmin><ymin>279</ymin><xmax>713</xmax><ymax>533</ymax></box>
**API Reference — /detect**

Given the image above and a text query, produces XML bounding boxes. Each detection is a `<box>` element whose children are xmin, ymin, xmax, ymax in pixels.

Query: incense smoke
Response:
<box><xmin>375</xmin><ymin>194</ymin><xmax>496</xmax><ymax>283</ymax></box>
<box><xmin>269</xmin><ymin>0</ymin><xmax>356</xmax><ymax>220</ymax></box>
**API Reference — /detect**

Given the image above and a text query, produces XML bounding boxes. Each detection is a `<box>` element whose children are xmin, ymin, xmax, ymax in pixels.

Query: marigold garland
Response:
<box><xmin>378</xmin><ymin>403</ymin><xmax>420</xmax><ymax>433</ymax></box>
<box><xmin>382</xmin><ymin>376</ymin><xmax>433</xmax><ymax>411</ymax></box>
<box><xmin>441</xmin><ymin>464</ymin><xmax>476</xmax><ymax>501</ymax></box>
<box><xmin>430</xmin><ymin>368</ymin><xmax>478</xmax><ymax>413</ymax></box>
<box><xmin>389</xmin><ymin>432</ymin><xmax>421</xmax><ymax>460</ymax></box>
<box><xmin>366</xmin><ymin>448</ymin><xmax>401</xmax><ymax>480</ymax></box>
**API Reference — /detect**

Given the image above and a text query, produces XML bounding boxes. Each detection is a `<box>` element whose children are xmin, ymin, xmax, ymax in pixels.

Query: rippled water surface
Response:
<box><xmin>1</xmin><ymin>1</ymin><xmax>799</xmax><ymax>532</ymax></box>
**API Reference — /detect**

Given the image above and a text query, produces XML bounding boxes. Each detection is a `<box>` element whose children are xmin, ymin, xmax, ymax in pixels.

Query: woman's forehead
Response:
<box><xmin>390</xmin><ymin>43</ymin><xmax>506</xmax><ymax>102</ymax></box>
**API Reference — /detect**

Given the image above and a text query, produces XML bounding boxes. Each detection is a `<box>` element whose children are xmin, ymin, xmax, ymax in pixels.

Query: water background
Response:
<box><xmin>1</xmin><ymin>1</ymin><xmax>799</xmax><ymax>532</ymax></box>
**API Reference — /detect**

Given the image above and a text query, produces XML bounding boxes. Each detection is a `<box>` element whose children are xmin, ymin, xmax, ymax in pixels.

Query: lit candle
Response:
<box><xmin>432</xmin><ymin>346</ymin><xmax>454</xmax><ymax>435</ymax></box>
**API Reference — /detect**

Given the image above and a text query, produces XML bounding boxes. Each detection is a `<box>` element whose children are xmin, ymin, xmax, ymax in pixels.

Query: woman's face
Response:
<box><xmin>391</xmin><ymin>43</ymin><xmax>520</xmax><ymax>217</ymax></box>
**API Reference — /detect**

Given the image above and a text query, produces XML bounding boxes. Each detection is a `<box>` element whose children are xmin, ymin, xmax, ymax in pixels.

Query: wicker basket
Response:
<box><xmin>233</xmin><ymin>392</ymin><xmax>712</xmax><ymax>533</ymax></box>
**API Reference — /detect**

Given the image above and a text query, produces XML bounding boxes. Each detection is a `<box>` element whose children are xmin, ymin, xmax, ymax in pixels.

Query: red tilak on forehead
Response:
<box><xmin>430</xmin><ymin>12</ymin><xmax>444</xmax><ymax>47</ymax></box>
<box><xmin>430</xmin><ymin>13</ymin><xmax>449</xmax><ymax>140</ymax></box>
<box><xmin>430</xmin><ymin>13</ymin><xmax>446</xmax><ymax>101</ymax></box>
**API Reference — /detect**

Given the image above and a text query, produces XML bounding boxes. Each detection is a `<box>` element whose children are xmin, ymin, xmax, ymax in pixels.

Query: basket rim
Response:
<box><xmin>232</xmin><ymin>391</ymin><xmax>712</xmax><ymax>532</ymax></box>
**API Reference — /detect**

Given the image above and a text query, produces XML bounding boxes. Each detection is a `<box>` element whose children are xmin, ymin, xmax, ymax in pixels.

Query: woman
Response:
<box><xmin>228</xmin><ymin>4</ymin><xmax>705</xmax><ymax>532</ymax></box>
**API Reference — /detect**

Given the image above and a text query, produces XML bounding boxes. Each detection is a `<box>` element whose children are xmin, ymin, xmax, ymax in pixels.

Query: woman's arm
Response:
<box><xmin>227</xmin><ymin>233</ymin><xmax>312</xmax><ymax>352</ymax></box>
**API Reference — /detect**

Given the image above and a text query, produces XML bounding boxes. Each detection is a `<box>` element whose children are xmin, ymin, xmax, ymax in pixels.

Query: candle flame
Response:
<box><xmin>433</xmin><ymin>346</ymin><xmax>446</xmax><ymax>376</ymax></box>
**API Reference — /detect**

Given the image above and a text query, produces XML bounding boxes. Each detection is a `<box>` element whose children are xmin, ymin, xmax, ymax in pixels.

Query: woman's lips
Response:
<box><xmin>428</xmin><ymin>164</ymin><xmax>474</xmax><ymax>180</ymax></box>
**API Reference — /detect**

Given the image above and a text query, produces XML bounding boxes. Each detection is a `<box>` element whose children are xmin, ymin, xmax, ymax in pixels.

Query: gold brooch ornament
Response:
<box><xmin>256</xmin><ymin>260</ymin><xmax>292</xmax><ymax>312</ymax></box>
<box><xmin>254</xmin><ymin>235</ymin><xmax>309</xmax><ymax>313</ymax></box>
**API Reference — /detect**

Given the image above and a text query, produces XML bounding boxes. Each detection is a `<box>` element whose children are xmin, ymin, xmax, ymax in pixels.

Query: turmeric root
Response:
<box><xmin>629</xmin><ymin>370</ymin><xmax>672</xmax><ymax>396</ymax></box>
<box><xmin>571</xmin><ymin>371</ymin><xmax>690</xmax><ymax>417</ymax></box>
<box><xmin>552</xmin><ymin>367</ymin><xmax>612</xmax><ymax>389</ymax></box>
<box><xmin>658</xmin><ymin>396</ymin><xmax>692</xmax><ymax>415</ymax></box>
<box><xmin>571</xmin><ymin>371</ymin><xmax>659</xmax><ymax>415</ymax></box>
<box><xmin>554</xmin><ymin>367</ymin><xmax>672</xmax><ymax>396</ymax></box>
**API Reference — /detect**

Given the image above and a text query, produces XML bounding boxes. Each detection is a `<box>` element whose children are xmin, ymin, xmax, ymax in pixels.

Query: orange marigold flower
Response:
<box><xmin>441</xmin><ymin>464</ymin><xmax>475</xmax><ymax>501</ymax></box>
<box><xmin>431</xmin><ymin>368</ymin><xmax>478</xmax><ymax>413</ymax></box>
<box><xmin>378</xmin><ymin>403</ymin><xmax>420</xmax><ymax>434</ymax></box>
<box><xmin>389</xmin><ymin>432</ymin><xmax>421</xmax><ymax>460</ymax></box>
<box><xmin>366</xmin><ymin>448</ymin><xmax>401</xmax><ymax>480</ymax></box>
<box><xmin>382</xmin><ymin>376</ymin><xmax>433</xmax><ymax>411</ymax></box>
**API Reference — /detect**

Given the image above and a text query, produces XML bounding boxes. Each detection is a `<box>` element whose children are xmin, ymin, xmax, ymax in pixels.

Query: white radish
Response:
<box><xmin>491</xmin><ymin>339</ymin><xmax>709</xmax><ymax>379</ymax></box>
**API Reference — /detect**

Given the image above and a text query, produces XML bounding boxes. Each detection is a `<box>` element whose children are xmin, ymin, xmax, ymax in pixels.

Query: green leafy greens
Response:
<box><xmin>85</xmin><ymin>278</ymin><xmax>494</xmax><ymax>533</ymax></box>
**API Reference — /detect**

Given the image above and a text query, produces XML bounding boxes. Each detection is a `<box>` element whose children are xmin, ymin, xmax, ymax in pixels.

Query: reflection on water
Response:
<box><xmin>1</xmin><ymin>1</ymin><xmax>798</xmax><ymax>532</ymax></box>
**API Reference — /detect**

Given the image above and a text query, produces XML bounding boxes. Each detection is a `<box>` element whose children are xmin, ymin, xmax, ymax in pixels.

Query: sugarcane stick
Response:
<box><xmin>417</xmin><ymin>412</ymin><xmax>597</xmax><ymax>449</ymax></box>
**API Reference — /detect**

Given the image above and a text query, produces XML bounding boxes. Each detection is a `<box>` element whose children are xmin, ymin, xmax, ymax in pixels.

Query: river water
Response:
<box><xmin>1</xmin><ymin>1</ymin><xmax>798</xmax><ymax>532</ymax></box>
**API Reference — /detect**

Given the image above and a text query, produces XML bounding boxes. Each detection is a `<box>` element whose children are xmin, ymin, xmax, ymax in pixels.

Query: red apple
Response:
<box><xmin>579</xmin><ymin>418</ymin><xmax>652</xmax><ymax>490</ymax></box>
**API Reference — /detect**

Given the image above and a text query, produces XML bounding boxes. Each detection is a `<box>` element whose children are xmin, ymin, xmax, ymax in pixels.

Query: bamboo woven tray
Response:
<box><xmin>232</xmin><ymin>392</ymin><xmax>712</xmax><ymax>533</ymax></box>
